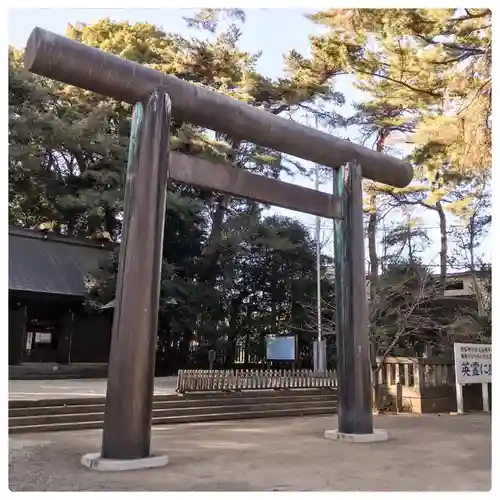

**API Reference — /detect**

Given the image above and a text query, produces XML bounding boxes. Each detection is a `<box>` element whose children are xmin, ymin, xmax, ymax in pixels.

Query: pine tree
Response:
<box><xmin>9</xmin><ymin>12</ymin><xmax>341</xmax><ymax>370</ymax></box>
<box><xmin>62</xmin><ymin>14</ymin><xmax>343</xmax><ymax>279</ymax></box>
<box><xmin>306</xmin><ymin>8</ymin><xmax>491</xmax><ymax>292</ymax></box>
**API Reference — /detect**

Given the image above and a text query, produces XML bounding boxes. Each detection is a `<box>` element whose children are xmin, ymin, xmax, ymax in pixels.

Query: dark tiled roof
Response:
<box><xmin>8</xmin><ymin>226</ymin><xmax>114</xmax><ymax>297</ymax></box>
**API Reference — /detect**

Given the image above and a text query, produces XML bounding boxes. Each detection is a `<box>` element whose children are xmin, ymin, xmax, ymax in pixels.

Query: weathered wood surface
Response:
<box><xmin>101</xmin><ymin>92</ymin><xmax>171</xmax><ymax>459</ymax></box>
<box><xmin>333</xmin><ymin>163</ymin><xmax>373</xmax><ymax>434</ymax></box>
<box><xmin>377</xmin><ymin>357</ymin><xmax>455</xmax><ymax>388</ymax></box>
<box><xmin>169</xmin><ymin>152</ymin><xmax>342</xmax><ymax>218</ymax></box>
<box><xmin>24</xmin><ymin>27</ymin><xmax>413</xmax><ymax>188</ymax></box>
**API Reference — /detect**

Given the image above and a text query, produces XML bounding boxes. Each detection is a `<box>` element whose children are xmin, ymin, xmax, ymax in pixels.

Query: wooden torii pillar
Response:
<box><xmin>24</xmin><ymin>27</ymin><xmax>412</xmax><ymax>469</ymax></box>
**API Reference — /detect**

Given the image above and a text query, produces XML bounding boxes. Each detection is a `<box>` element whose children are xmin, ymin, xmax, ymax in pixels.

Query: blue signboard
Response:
<box><xmin>266</xmin><ymin>335</ymin><xmax>296</xmax><ymax>361</ymax></box>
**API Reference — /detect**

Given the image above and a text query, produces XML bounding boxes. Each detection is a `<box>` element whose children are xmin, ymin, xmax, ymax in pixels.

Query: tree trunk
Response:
<box><xmin>367</xmin><ymin>195</ymin><xmax>379</xmax><ymax>398</ymax></box>
<box><xmin>226</xmin><ymin>297</ymin><xmax>243</xmax><ymax>366</ymax></box>
<box><xmin>368</xmin><ymin>129</ymin><xmax>388</xmax><ymax>293</ymax></box>
<box><xmin>367</xmin><ymin>195</ymin><xmax>378</xmax><ymax>302</ymax></box>
<box><xmin>199</xmin><ymin>139</ymin><xmax>241</xmax><ymax>285</ymax></box>
<box><xmin>369</xmin><ymin>130</ymin><xmax>388</xmax><ymax>412</ymax></box>
<box><xmin>178</xmin><ymin>333</ymin><xmax>192</xmax><ymax>369</ymax></box>
<box><xmin>200</xmin><ymin>194</ymin><xmax>228</xmax><ymax>285</ymax></box>
<box><xmin>468</xmin><ymin>220</ymin><xmax>486</xmax><ymax>317</ymax></box>
<box><xmin>471</xmin><ymin>272</ymin><xmax>486</xmax><ymax>317</ymax></box>
<box><xmin>104</xmin><ymin>205</ymin><xmax>118</xmax><ymax>239</ymax></box>
<box><xmin>436</xmin><ymin>201</ymin><xmax>447</xmax><ymax>294</ymax></box>
<box><xmin>228</xmin><ymin>298</ymin><xmax>242</xmax><ymax>335</ymax></box>
<box><xmin>371</xmin><ymin>342</ymin><xmax>380</xmax><ymax>413</ymax></box>
<box><xmin>243</xmin><ymin>330</ymin><xmax>250</xmax><ymax>366</ymax></box>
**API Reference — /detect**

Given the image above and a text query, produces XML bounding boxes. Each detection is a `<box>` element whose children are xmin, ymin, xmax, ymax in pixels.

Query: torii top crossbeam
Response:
<box><xmin>24</xmin><ymin>27</ymin><xmax>413</xmax><ymax>188</ymax></box>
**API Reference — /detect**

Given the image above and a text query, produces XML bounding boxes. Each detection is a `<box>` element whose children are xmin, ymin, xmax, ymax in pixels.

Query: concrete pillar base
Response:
<box><xmin>324</xmin><ymin>429</ymin><xmax>388</xmax><ymax>443</ymax></box>
<box><xmin>81</xmin><ymin>452</ymin><xmax>168</xmax><ymax>472</ymax></box>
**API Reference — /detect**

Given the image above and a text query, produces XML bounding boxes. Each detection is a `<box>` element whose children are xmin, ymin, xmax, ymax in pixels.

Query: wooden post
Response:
<box><xmin>455</xmin><ymin>381</ymin><xmax>464</xmax><ymax>414</ymax></box>
<box><xmin>415</xmin><ymin>361</ymin><xmax>425</xmax><ymax>393</ymax></box>
<box><xmin>8</xmin><ymin>305</ymin><xmax>27</xmax><ymax>365</ymax></box>
<box><xmin>332</xmin><ymin>163</ymin><xmax>374</xmax><ymax>435</ymax></box>
<box><xmin>386</xmin><ymin>363</ymin><xmax>392</xmax><ymax>386</ymax></box>
<box><xmin>403</xmin><ymin>363</ymin><xmax>409</xmax><ymax>387</ymax></box>
<box><xmin>395</xmin><ymin>365</ymin><xmax>402</xmax><ymax>413</ymax></box>
<box><xmin>101</xmin><ymin>91</ymin><xmax>171</xmax><ymax>460</ymax></box>
<box><xmin>208</xmin><ymin>349</ymin><xmax>216</xmax><ymax>371</ymax></box>
<box><xmin>24</xmin><ymin>27</ymin><xmax>413</xmax><ymax>189</ymax></box>
<box><xmin>57</xmin><ymin>311</ymin><xmax>74</xmax><ymax>364</ymax></box>
<box><xmin>481</xmin><ymin>383</ymin><xmax>489</xmax><ymax>412</ymax></box>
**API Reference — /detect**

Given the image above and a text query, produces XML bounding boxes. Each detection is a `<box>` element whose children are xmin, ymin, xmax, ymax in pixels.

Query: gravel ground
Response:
<box><xmin>9</xmin><ymin>414</ymin><xmax>491</xmax><ymax>491</ymax></box>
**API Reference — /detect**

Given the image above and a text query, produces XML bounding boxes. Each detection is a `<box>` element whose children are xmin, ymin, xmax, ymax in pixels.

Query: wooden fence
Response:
<box><xmin>176</xmin><ymin>358</ymin><xmax>488</xmax><ymax>413</ymax></box>
<box><xmin>373</xmin><ymin>356</ymin><xmax>490</xmax><ymax>413</ymax></box>
<box><xmin>375</xmin><ymin>356</ymin><xmax>455</xmax><ymax>389</ymax></box>
<box><xmin>176</xmin><ymin>369</ymin><xmax>338</xmax><ymax>393</ymax></box>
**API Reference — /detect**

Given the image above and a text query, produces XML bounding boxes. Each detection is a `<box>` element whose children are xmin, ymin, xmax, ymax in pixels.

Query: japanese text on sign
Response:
<box><xmin>453</xmin><ymin>343</ymin><xmax>491</xmax><ymax>385</ymax></box>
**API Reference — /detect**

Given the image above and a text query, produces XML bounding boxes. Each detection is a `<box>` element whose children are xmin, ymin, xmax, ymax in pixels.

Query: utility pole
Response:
<box><xmin>315</xmin><ymin>161</ymin><xmax>322</xmax><ymax>345</ymax></box>
<box><xmin>314</xmin><ymin>115</ymin><xmax>326</xmax><ymax>373</ymax></box>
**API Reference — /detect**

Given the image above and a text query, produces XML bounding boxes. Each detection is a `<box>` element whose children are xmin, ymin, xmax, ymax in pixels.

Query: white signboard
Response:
<box><xmin>35</xmin><ymin>332</ymin><xmax>52</xmax><ymax>344</ymax></box>
<box><xmin>453</xmin><ymin>343</ymin><xmax>491</xmax><ymax>414</ymax></box>
<box><xmin>453</xmin><ymin>343</ymin><xmax>492</xmax><ymax>384</ymax></box>
<box><xmin>25</xmin><ymin>331</ymin><xmax>33</xmax><ymax>351</ymax></box>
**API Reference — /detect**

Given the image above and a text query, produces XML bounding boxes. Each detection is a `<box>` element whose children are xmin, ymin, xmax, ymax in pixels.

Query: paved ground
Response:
<box><xmin>9</xmin><ymin>414</ymin><xmax>491</xmax><ymax>491</ymax></box>
<box><xmin>8</xmin><ymin>377</ymin><xmax>178</xmax><ymax>400</ymax></box>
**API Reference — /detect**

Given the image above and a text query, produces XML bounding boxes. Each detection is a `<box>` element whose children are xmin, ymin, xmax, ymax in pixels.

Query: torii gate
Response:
<box><xmin>24</xmin><ymin>27</ymin><xmax>413</xmax><ymax>470</ymax></box>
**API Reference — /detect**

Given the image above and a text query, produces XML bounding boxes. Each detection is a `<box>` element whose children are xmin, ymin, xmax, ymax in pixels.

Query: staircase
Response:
<box><xmin>9</xmin><ymin>389</ymin><xmax>337</xmax><ymax>434</ymax></box>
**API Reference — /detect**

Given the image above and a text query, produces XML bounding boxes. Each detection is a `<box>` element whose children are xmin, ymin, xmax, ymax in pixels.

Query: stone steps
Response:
<box><xmin>9</xmin><ymin>389</ymin><xmax>338</xmax><ymax>434</ymax></box>
<box><xmin>10</xmin><ymin>393</ymin><xmax>335</xmax><ymax>417</ymax></box>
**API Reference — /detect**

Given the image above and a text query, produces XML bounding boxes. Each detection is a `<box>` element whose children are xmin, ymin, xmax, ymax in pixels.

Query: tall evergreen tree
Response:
<box><xmin>305</xmin><ymin>8</ymin><xmax>491</xmax><ymax>291</ymax></box>
<box><xmin>9</xmin><ymin>12</ymin><xmax>341</xmax><ymax>370</ymax></box>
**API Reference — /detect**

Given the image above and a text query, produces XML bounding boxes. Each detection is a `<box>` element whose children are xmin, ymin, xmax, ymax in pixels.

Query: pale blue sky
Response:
<box><xmin>9</xmin><ymin>8</ymin><xmax>327</xmax><ymax>82</ymax></box>
<box><xmin>8</xmin><ymin>8</ymin><xmax>490</xmax><ymax>268</ymax></box>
